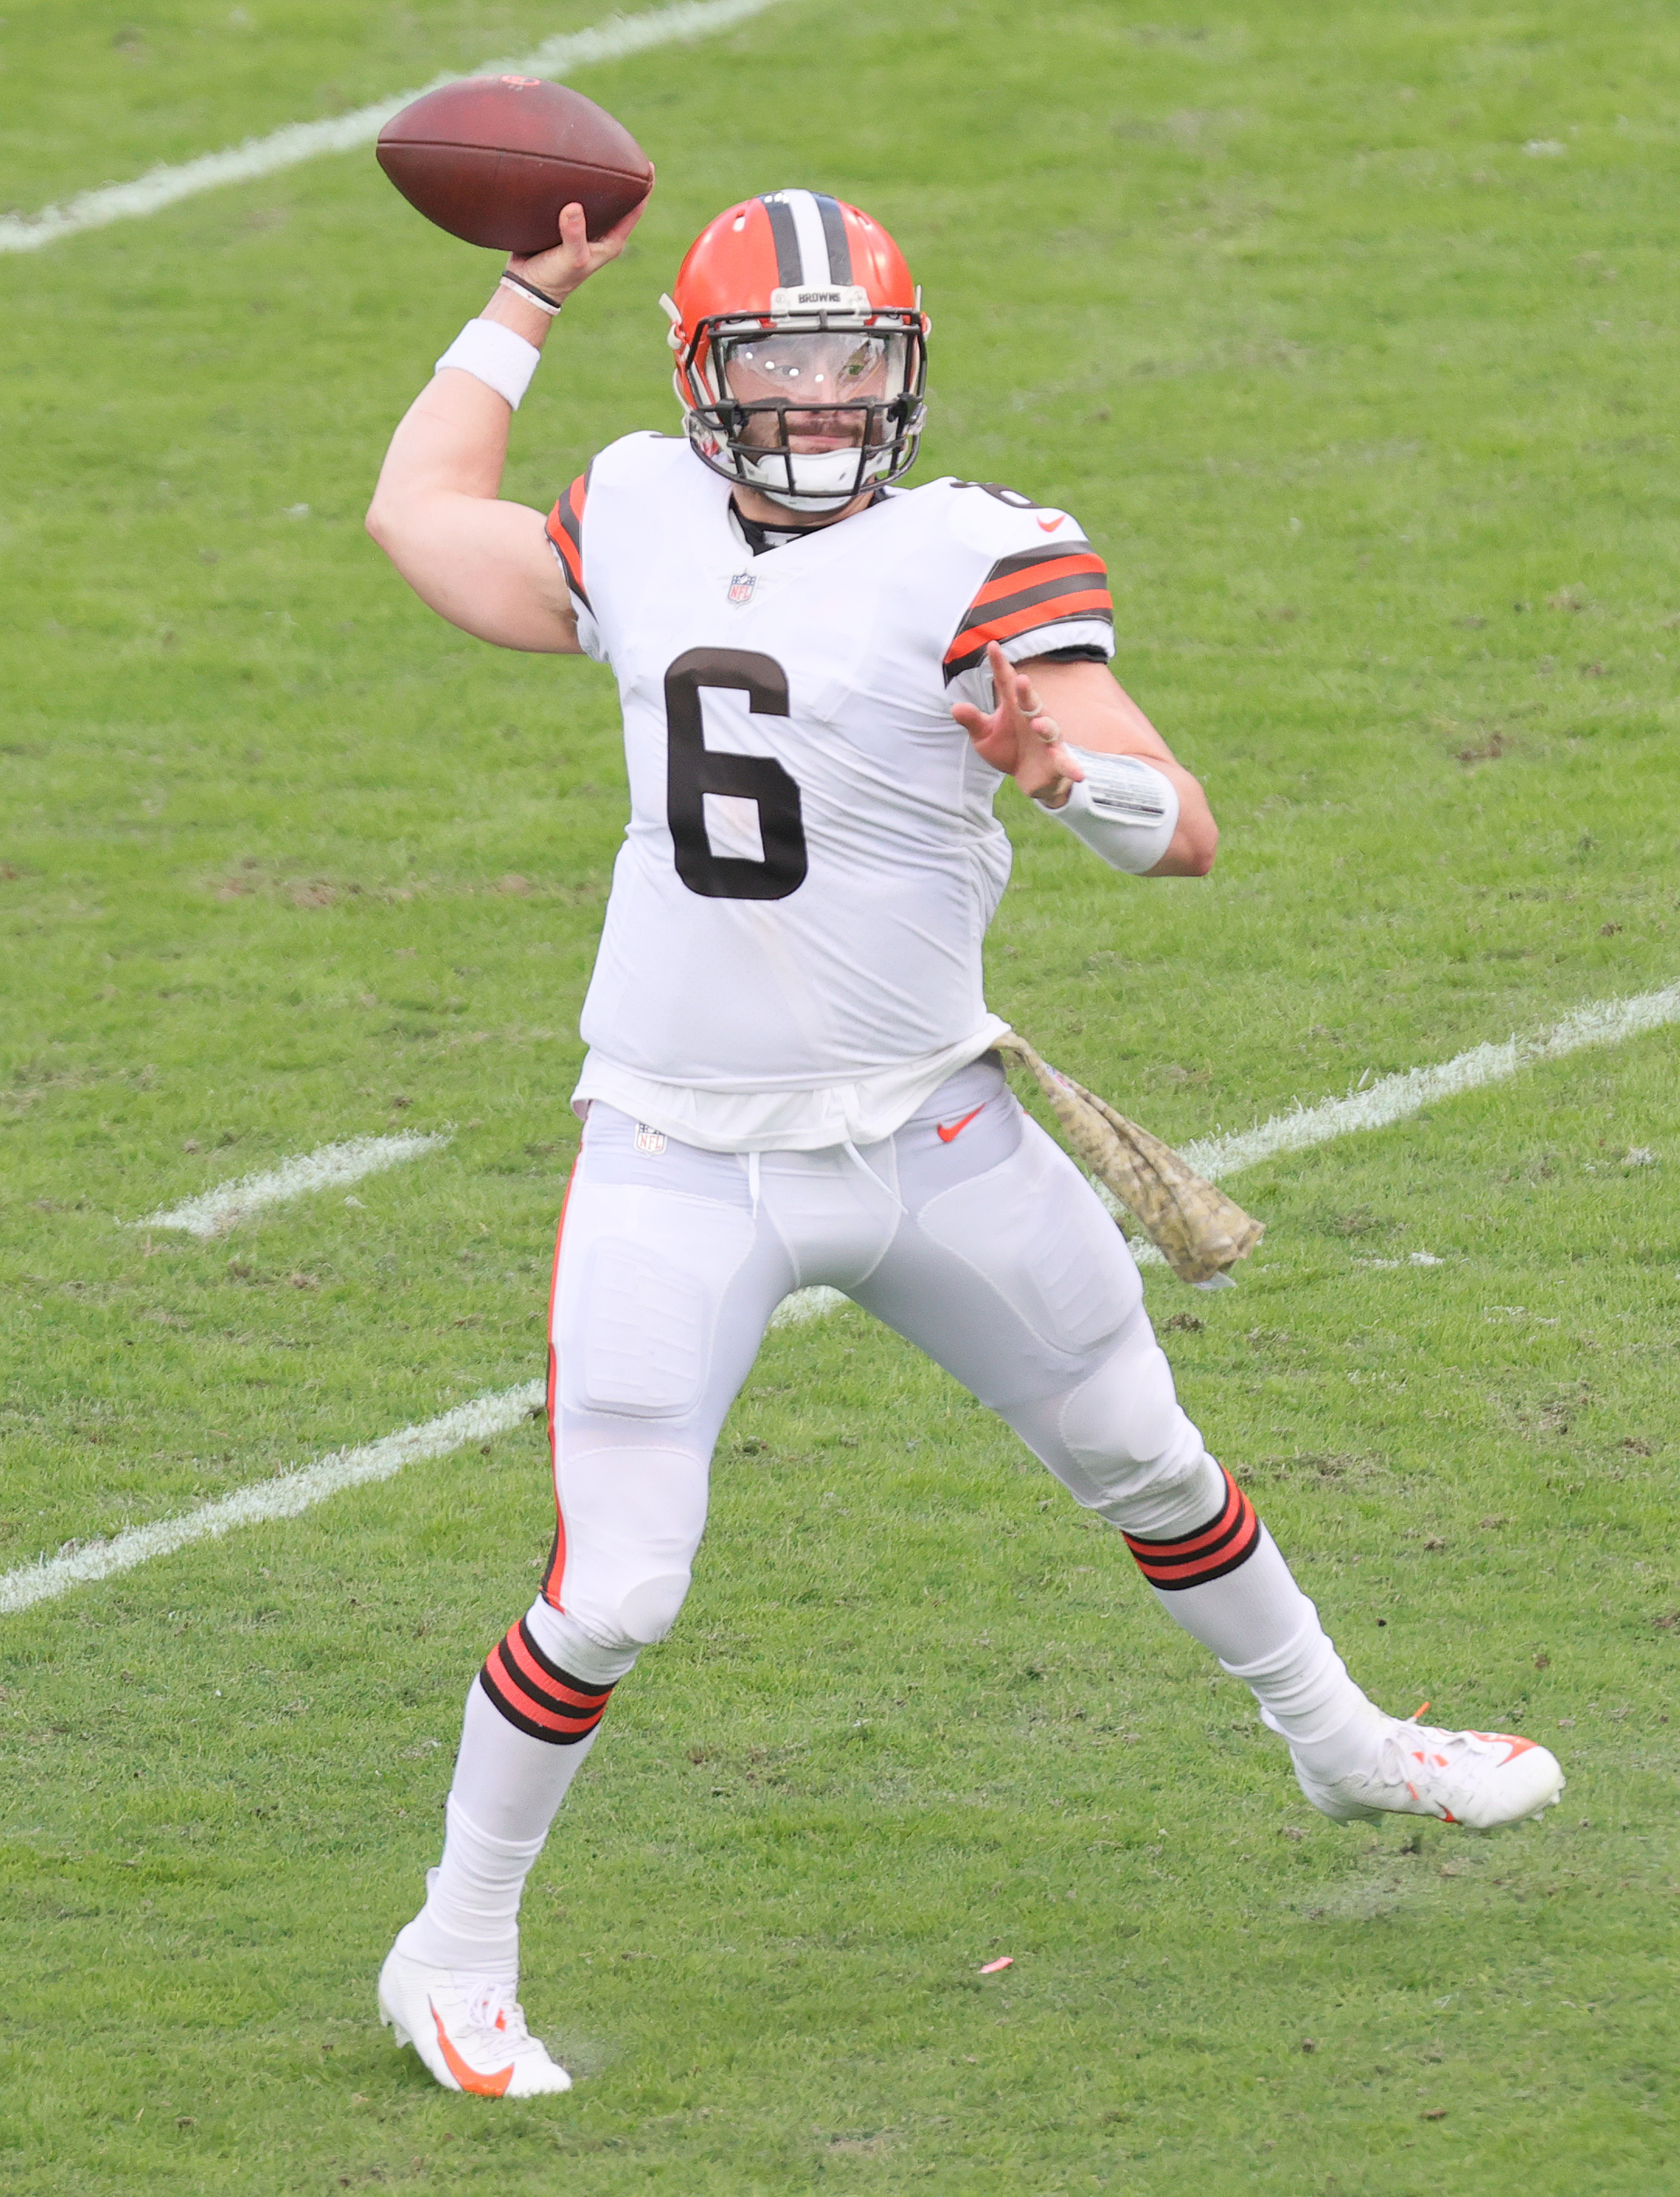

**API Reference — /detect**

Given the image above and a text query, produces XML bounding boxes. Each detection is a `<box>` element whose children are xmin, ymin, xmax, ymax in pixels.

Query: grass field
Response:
<box><xmin>2</xmin><ymin>2</ymin><xmax>1678</xmax><ymax>2189</ymax></box>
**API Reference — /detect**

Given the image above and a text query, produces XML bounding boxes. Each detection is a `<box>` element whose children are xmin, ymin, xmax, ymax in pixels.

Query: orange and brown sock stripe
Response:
<box><xmin>479</xmin><ymin>1616</ymin><xmax>615</xmax><ymax>1745</ymax></box>
<box><xmin>1121</xmin><ymin>1468</ymin><xmax>1261</xmax><ymax>1590</ymax></box>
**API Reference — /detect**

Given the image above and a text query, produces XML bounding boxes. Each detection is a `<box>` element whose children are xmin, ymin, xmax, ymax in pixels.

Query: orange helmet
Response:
<box><xmin>661</xmin><ymin>191</ymin><xmax>930</xmax><ymax>510</ymax></box>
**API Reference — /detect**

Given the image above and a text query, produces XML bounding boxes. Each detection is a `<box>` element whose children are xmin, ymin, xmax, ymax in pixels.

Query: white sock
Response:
<box><xmin>1150</xmin><ymin>1525</ymin><xmax>1374</xmax><ymax>1770</ymax></box>
<box><xmin>395</xmin><ymin>1683</ymin><xmax>599</xmax><ymax>1975</ymax></box>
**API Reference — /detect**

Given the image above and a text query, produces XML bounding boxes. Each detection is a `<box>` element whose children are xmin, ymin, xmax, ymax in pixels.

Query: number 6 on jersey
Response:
<box><xmin>664</xmin><ymin>647</ymin><xmax>808</xmax><ymax>900</ymax></box>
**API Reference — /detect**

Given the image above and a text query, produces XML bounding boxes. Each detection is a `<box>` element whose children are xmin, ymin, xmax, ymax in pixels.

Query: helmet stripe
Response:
<box><xmin>758</xmin><ymin>193</ymin><xmax>803</xmax><ymax>286</ymax></box>
<box><xmin>814</xmin><ymin>194</ymin><xmax>852</xmax><ymax>284</ymax></box>
<box><xmin>782</xmin><ymin>189</ymin><xmax>832</xmax><ymax>287</ymax></box>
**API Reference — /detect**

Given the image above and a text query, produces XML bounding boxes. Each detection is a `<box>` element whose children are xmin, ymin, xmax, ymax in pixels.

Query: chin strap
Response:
<box><xmin>730</xmin><ymin>502</ymin><xmax>835</xmax><ymax>554</ymax></box>
<box><xmin>730</xmin><ymin>491</ymin><xmax>885</xmax><ymax>554</ymax></box>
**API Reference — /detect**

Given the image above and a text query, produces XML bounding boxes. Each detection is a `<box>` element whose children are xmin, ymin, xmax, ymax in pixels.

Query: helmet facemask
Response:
<box><xmin>677</xmin><ymin>310</ymin><xmax>928</xmax><ymax>511</ymax></box>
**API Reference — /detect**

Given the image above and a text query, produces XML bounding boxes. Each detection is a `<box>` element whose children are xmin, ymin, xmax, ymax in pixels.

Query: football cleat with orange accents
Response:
<box><xmin>377</xmin><ymin>1946</ymin><xmax>572</xmax><ymax>2098</ymax></box>
<box><xmin>1292</xmin><ymin>1709</ymin><xmax>1564</xmax><ymax>1831</ymax></box>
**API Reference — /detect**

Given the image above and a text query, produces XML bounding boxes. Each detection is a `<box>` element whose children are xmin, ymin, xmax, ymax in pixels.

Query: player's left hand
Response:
<box><xmin>950</xmin><ymin>642</ymin><xmax>1086</xmax><ymax>807</ymax></box>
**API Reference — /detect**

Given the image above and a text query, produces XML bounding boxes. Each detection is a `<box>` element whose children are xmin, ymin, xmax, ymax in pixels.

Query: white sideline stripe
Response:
<box><xmin>0</xmin><ymin>0</ymin><xmax>788</xmax><ymax>255</ymax></box>
<box><xmin>137</xmin><ymin>1132</ymin><xmax>449</xmax><ymax>1236</ymax></box>
<box><xmin>0</xmin><ymin>1382</ymin><xmax>545</xmax><ymax>1617</ymax></box>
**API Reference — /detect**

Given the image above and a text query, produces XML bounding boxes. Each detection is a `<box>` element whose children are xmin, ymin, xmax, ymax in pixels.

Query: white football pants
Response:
<box><xmin>540</xmin><ymin>1056</ymin><xmax>1237</xmax><ymax>1664</ymax></box>
<box><xmin>399</xmin><ymin>1057</ymin><xmax>1368</xmax><ymax>1975</ymax></box>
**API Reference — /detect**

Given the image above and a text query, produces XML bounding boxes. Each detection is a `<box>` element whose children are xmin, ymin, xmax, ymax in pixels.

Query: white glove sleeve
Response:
<box><xmin>1048</xmin><ymin>748</ymin><xmax>1180</xmax><ymax>875</ymax></box>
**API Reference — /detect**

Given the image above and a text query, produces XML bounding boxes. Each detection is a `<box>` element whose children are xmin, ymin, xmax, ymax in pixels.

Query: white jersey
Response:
<box><xmin>545</xmin><ymin>434</ymin><xmax>1115</xmax><ymax>1149</ymax></box>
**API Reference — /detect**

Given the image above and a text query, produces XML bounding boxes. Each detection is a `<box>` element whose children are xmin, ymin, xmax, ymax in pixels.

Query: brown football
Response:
<box><xmin>376</xmin><ymin>76</ymin><xmax>653</xmax><ymax>255</ymax></box>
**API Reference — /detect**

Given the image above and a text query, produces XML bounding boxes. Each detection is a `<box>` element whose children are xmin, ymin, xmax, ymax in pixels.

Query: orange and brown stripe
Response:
<box><xmin>1121</xmin><ymin>1469</ymin><xmax>1261</xmax><ymax>1590</ymax></box>
<box><xmin>479</xmin><ymin>1616</ymin><xmax>615</xmax><ymax>1745</ymax></box>
<box><xmin>943</xmin><ymin>545</ymin><xmax>1114</xmax><ymax>680</ymax></box>
<box><xmin>540</xmin><ymin>1167</ymin><xmax>577</xmax><ymax>1613</ymax></box>
<box><xmin>544</xmin><ymin>468</ymin><xmax>591</xmax><ymax>609</ymax></box>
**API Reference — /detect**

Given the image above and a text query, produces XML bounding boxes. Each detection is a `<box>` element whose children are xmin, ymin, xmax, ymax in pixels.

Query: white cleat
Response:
<box><xmin>1293</xmin><ymin>1707</ymin><xmax>1565</xmax><ymax>1831</ymax></box>
<box><xmin>377</xmin><ymin>1945</ymin><xmax>572</xmax><ymax>2098</ymax></box>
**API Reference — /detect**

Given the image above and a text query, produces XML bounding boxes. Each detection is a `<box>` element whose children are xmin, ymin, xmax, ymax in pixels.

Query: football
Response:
<box><xmin>375</xmin><ymin>76</ymin><xmax>654</xmax><ymax>255</ymax></box>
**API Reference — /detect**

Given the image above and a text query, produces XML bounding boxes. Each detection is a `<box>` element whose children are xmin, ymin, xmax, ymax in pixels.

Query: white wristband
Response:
<box><xmin>498</xmin><ymin>272</ymin><xmax>565</xmax><ymax>316</ymax></box>
<box><xmin>434</xmin><ymin>318</ymin><xmax>541</xmax><ymax>410</ymax></box>
<box><xmin>1049</xmin><ymin>749</ymin><xmax>1180</xmax><ymax>874</ymax></box>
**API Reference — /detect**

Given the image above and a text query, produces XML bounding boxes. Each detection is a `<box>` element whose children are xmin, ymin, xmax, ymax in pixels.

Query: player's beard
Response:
<box><xmin>733</xmin><ymin>413</ymin><xmax>883</xmax><ymax>511</ymax></box>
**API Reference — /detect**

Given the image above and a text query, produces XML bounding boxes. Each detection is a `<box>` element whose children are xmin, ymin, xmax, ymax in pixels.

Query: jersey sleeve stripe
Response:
<box><xmin>943</xmin><ymin>581</ymin><xmax>1115</xmax><ymax>678</ymax></box>
<box><xmin>943</xmin><ymin>596</ymin><xmax>1116</xmax><ymax>677</ymax></box>
<box><xmin>943</xmin><ymin>542</ymin><xmax>1114</xmax><ymax>678</ymax></box>
<box><xmin>544</xmin><ymin>470</ymin><xmax>592</xmax><ymax>609</ymax></box>
<box><xmin>960</xmin><ymin>566</ymin><xmax>1114</xmax><ymax>631</ymax></box>
<box><xmin>967</xmin><ymin>546</ymin><xmax>1106</xmax><ymax>611</ymax></box>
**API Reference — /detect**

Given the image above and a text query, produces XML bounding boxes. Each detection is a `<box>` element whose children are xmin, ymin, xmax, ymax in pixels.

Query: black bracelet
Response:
<box><xmin>498</xmin><ymin>270</ymin><xmax>565</xmax><ymax>316</ymax></box>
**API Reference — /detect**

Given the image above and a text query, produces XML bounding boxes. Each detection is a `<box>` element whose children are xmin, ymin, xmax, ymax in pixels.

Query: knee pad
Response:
<box><xmin>540</xmin><ymin>1550</ymin><xmax>694</xmax><ymax>1655</ymax></box>
<box><xmin>613</xmin><ymin>1568</ymin><xmax>692</xmax><ymax>1644</ymax></box>
<box><xmin>549</xmin><ymin>1432</ymin><xmax>708</xmax><ymax>1653</ymax></box>
<box><xmin>553</xmin><ymin>1538</ymin><xmax>696</xmax><ymax>1654</ymax></box>
<box><xmin>1050</xmin><ymin>1309</ymin><xmax>1215</xmax><ymax>1526</ymax></box>
<box><xmin>522</xmin><ymin>1598</ymin><xmax>647</xmax><ymax>1687</ymax></box>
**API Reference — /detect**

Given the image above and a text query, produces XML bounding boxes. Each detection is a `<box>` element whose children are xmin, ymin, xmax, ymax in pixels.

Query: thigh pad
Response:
<box><xmin>556</xmin><ymin>1180</ymin><xmax>757</xmax><ymax>1421</ymax></box>
<box><xmin>912</xmin><ymin>1113</ymin><xmax>1140</xmax><ymax>1359</ymax></box>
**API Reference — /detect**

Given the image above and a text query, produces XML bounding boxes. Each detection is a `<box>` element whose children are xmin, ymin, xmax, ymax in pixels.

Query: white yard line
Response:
<box><xmin>0</xmin><ymin>0</ymin><xmax>789</xmax><ymax>255</ymax></box>
<box><xmin>1</xmin><ymin>1294</ymin><xmax>842</xmax><ymax>1614</ymax></box>
<box><xmin>137</xmin><ymin>1131</ymin><xmax>449</xmax><ymax>1236</ymax></box>
<box><xmin>1120</xmin><ymin>978</ymin><xmax>1680</xmax><ymax>1267</ymax></box>
<box><xmin>0</xmin><ymin>1382</ymin><xmax>545</xmax><ymax>1617</ymax></box>
<box><xmin>11</xmin><ymin>977</ymin><xmax>1676</xmax><ymax>1616</ymax></box>
<box><xmin>761</xmin><ymin>983</ymin><xmax>1680</xmax><ymax>1288</ymax></box>
<box><xmin>1180</xmin><ymin>978</ymin><xmax>1680</xmax><ymax>1181</ymax></box>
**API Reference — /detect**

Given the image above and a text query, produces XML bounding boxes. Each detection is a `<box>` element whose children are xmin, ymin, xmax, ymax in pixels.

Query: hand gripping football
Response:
<box><xmin>376</xmin><ymin>76</ymin><xmax>654</xmax><ymax>254</ymax></box>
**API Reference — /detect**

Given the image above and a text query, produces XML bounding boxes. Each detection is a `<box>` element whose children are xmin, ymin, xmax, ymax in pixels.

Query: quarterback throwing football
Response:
<box><xmin>367</xmin><ymin>189</ymin><xmax>1563</xmax><ymax>2095</ymax></box>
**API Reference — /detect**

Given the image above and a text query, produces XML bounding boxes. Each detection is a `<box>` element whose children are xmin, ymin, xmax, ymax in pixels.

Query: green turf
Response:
<box><xmin>2</xmin><ymin>0</ymin><xmax>1678</xmax><ymax>2188</ymax></box>
<box><xmin>2</xmin><ymin>2</ymin><xmax>621</xmax><ymax>207</ymax></box>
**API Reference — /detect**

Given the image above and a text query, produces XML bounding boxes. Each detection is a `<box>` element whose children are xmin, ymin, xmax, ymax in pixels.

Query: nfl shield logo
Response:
<box><xmin>727</xmin><ymin>570</ymin><xmax>756</xmax><ymax>605</ymax></box>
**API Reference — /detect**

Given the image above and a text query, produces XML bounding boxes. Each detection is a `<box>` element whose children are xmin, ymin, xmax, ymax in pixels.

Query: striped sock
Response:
<box><xmin>1121</xmin><ymin>1471</ymin><xmax>1372</xmax><ymax>1756</ymax></box>
<box><xmin>1121</xmin><ymin>1466</ymin><xmax>1260</xmax><ymax>1590</ymax></box>
<box><xmin>396</xmin><ymin>1658</ymin><xmax>609</xmax><ymax>1974</ymax></box>
<box><xmin>479</xmin><ymin>1616</ymin><xmax>616</xmax><ymax>1745</ymax></box>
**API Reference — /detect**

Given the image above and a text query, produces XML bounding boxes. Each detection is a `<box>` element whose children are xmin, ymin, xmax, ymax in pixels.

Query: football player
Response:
<box><xmin>365</xmin><ymin>190</ymin><xmax>1563</xmax><ymax>2096</ymax></box>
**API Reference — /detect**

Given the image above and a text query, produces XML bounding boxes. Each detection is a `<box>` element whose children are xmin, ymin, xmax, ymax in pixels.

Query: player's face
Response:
<box><xmin>718</xmin><ymin>332</ymin><xmax>901</xmax><ymax>452</ymax></box>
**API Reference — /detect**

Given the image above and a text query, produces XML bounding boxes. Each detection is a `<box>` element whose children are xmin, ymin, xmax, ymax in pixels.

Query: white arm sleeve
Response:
<box><xmin>1047</xmin><ymin>748</ymin><xmax>1180</xmax><ymax>875</ymax></box>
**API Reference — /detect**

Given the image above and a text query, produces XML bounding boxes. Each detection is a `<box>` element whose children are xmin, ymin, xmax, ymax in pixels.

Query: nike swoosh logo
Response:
<box><xmin>430</xmin><ymin>2000</ymin><xmax>514</xmax><ymax>2097</ymax></box>
<box><xmin>1472</xmin><ymin>1732</ymin><xmax>1539</xmax><ymax>1766</ymax></box>
<box><xmin>936</xmin><ymin>1105</ymin><xmax>985</xmax><ymax>1144</ymax></box>
<box><xmin>1037</xmin><ymin>515</ymin><xmax>1065</xmax><ymax>532</ymax></box>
